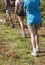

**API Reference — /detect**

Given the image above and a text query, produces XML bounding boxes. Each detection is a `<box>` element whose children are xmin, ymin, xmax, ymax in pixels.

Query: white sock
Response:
<box><xmin>36</xmin><ymin>45</ymin><xmax>39</xmax><ymax>52</ymax></box>
<box><xmin>33</xmin><ymin>48</ymin><xmax>37</xmax><ymax>53</ymax></box>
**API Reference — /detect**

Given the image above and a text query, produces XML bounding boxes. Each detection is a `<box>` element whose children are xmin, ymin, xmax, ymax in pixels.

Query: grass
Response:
<box><xmin>0</xmin><ymin>22</ymin><xmax>45</xmax><ymax>65</ymax></box>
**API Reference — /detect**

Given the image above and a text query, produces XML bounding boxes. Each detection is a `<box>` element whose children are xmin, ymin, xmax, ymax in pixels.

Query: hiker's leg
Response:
<box><xmin>8</xmin><ymin>6</ymin><xmax>14</xmax><ymax>28</ymax></box>
<box><xmin>28</xmin><ymin>25</ymin><xmax>36</xmax><ymax>51</ymax></box>
<box><xmin>35</xmin><ymin>24</ymin><xmax>40</xmax><ymax>52</ymax></box>
<box><xmin>27</xmin><ymin>24</ymin><xmax>38</xmax><ymax>56</ymax></box>
<box><xmin>18</xmin><ymin>16</ymin><xmax>25</xmax><ymax>37</ymax></box>
<box><xmin>6</xmin><ymin>9</ymin><xmax>9</xmax><ymax>22</ymax></box>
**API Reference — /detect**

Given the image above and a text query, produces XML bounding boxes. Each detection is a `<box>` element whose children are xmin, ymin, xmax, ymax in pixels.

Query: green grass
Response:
<box><xmin>0</xmin><ymin>22</ymin><xmax>45</xmax><ymax>65</ymax></box>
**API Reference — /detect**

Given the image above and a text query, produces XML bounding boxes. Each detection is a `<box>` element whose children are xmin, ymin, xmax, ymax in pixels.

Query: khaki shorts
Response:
<box><xmin>6</xmin><ymin>6</ymin><xmax>12</xmax><ymax>18</ymax></box>
<box><xmin>27</xmin><ymin>24</ymin><xmax>40</xmax><ymax>32</ymax></box>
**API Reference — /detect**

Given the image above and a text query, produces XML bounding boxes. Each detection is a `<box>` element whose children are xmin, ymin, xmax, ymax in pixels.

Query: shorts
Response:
<box><xmin>16</xmin><ymin>10</ymin><xmax>25</xmax><ymax>16</ymax></box>
<box><xmin>27</xmin><ymin>24</ymin><xmax>40</xmax><ymax>32</ymax></box>
<box><xmin>6</xmin><ymin>6</ymin><xmax>12</xmax><ymax>18</ymax></box>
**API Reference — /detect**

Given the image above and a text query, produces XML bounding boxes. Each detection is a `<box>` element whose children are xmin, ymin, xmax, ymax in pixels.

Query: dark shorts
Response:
<box><xmin>16</xmin><ymin>10</ymin><xmax>26</xmax><ymax>16</ymax></box>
